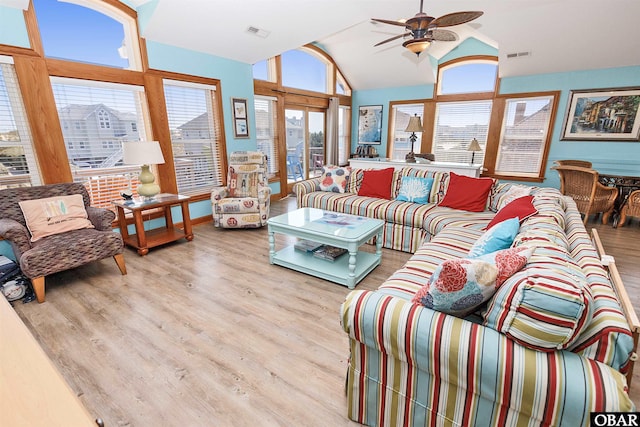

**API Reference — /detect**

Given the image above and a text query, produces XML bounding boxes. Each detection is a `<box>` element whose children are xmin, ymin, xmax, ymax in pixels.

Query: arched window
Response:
<box><xmin>281</xmin><ymin>48</ymin><xmax>328</xmax><ymax>93</ymax></box>
<box><xmin>437</xmin><ymin>60</ymin><xmax>498</xmax><ymax>95</ymax></box>
<box><xmin>33</xmin><ymin>0</ymin><xmax>142</xmax><ymax>70</ymax></box>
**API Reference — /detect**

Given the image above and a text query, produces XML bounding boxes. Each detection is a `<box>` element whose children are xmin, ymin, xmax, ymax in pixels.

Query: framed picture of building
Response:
<box><xmin>561</xmin><ymin>87</ymin><xmax>640</xmax><ymax>141</ymax></box>
<box><xmin>358</xmin><ymin>105</ymin><xmax>383</xmax><ymax>144</ymax></box>
<box><xmin>232</xmin><ymin>98</ymin><xmax>249</xmax><ymax>138</ymax></box>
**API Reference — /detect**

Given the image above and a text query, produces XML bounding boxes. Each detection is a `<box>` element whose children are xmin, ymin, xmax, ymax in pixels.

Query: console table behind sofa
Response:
<box><xmin>348</xmin><ymin>158</ymin><xmax>483</xmax><ymax>177</ymax></box>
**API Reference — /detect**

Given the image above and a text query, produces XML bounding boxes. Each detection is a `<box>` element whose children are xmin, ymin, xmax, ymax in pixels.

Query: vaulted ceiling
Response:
<box><xmin>7</xmin><ymin>0</ymin><xmax>640</xmax><ymax>90</ymax></box>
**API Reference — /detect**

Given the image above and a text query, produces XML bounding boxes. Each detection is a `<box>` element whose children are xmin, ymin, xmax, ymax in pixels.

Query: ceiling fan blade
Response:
<box><xmin>371</xmin><ymin>18</ymin><xmax>409</xmax><ymax>28</ymax></box>
<box><xmin>374</xmin><ymin>33</ymin><xmax>410</xmax><ymax>47</ymax></box>
<box><xmin>430</xmin><ymin>29</ymin><xmax>458</xmax><ymax>42</ymax></box>
<box><xmin>430</xmin><ymin>11</ymin><xmax>483</xmax><ymax>28</ymax></box>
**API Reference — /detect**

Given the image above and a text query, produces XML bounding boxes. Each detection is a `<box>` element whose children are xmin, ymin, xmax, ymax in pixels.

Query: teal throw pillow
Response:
<box><xmin>396</xmin><ymin>176</ymin><xmax>434</xmax><ymax>204</ymax></box>
<box><xmin>468</xmin><ymin>217</ymin><xmax>520</xmax><ymax>258</ymax></box>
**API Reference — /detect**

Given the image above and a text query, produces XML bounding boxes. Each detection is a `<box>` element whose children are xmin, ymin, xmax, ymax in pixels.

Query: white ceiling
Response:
<box><xmin>6</xmin><ymin>0</ymin><xmax>640</xmax><ymax>90</ymax></box>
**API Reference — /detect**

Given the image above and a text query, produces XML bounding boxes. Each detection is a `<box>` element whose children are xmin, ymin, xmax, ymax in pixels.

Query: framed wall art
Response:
<box><xmin>561</xmin><ymin>87</ymin><xmax>640</xmax><ymax>141</ymax></box>
<box><xmin>232</xmin><ymin>98</ymin><xmax>249</xmax><ymax>138</ymax></box>
<box><xmin>358</xmin><ymin>105</ymin><xmax>383</xmax><ymax>144</ymax></box>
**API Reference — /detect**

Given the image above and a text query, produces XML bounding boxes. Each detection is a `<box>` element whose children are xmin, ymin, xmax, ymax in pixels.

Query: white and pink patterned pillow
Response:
<box><xmin>412</xmin><ymin>246</ymin><xmax>533</xmax><ymax>317</ymax></box>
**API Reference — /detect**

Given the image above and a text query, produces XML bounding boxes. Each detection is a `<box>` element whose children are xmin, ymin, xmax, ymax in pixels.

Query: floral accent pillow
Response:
<box><xmin>412</xmin><ymin>246</ymin><xmax>533</xmax><ymax>317</ymax></box>
<box><xmin>319</xmin><ymin>166</ymin><xmax>351</xmax><ymax>193</ymax></box>
<box><xmin>396</xmin><ymin>176</ymin><xmax>434</xmax><ymax>204</ymax></box>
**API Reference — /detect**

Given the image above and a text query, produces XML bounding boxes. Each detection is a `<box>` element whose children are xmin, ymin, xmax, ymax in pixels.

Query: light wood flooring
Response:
<box><xmin>11</xmin><ymin>196</ymin><xmax>640</xmax><ymax>426</ymax></box>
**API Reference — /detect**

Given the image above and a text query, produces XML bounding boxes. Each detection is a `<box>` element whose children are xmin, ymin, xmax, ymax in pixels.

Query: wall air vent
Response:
<box><xmin>246</xmin><ymin>26</ymin><xmax>271</xmax><ymax>38</ymax></box>
<box><xmin>506</xmin><ymin>51</ymin><xmax>532</xmax><ymax>59</ymax></box>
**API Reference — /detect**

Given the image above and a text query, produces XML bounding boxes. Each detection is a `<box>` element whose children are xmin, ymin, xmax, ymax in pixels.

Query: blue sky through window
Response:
<box><xmin>34</xmin><ymin>0</ymin><xmax>128</xmax><ymax>68</ymax></box>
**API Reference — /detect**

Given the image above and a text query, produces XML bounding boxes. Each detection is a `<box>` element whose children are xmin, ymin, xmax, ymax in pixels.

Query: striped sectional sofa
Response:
<box><xmin>295</xmin><ymin>167</ymin><xmax>497</xmax><ymax>253</ymax></box>
<box><xmin>295</xmin><ymin>168</ymin><xmax>637</xmax><ymax>426</ymax></box>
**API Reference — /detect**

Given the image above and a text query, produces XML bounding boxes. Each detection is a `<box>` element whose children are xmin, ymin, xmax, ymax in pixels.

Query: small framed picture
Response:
<box><xmin>233</xmin><ymin>98</ymin><xmax>247</xmax><ymax>119</ymax></box>
<box><xmin>358</xmin><ymin>105</ymin><xmax>383</xmax><ymax>145</ymax></box>
<box><xmin>234</xmin><ymin>119</ymin><xmax>248</xmax><ymax>138</ymax></box>
<box><xmin>231</xmin><ymin>98</ymin><xmax>250</xmax><ymax>138</ymax></box>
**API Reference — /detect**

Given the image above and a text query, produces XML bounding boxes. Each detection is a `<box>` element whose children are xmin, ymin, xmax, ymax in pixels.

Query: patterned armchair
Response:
<box><xmin>0</xmin><ymin>183</ymin><xmax>127</xmax><ymax>303</ymax></box>
<box><xmin>211</xmin><ymin>151</ymin><xmax>271</xmax><ymax>228</ymax></box>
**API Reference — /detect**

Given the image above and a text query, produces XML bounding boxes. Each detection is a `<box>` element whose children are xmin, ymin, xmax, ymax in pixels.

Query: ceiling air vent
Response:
<box><xmin>246</xmin><ymin>26</ymin><xmax>270</xmax><ymax>38</ymax></box>
<box><xmin>506</xmin><ymin>51</ymin><xmax>532</xmax><ymax>59</ymax></box>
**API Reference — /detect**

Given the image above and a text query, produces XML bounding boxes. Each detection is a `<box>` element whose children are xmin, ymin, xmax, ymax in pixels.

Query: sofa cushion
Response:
<box><xmin>482</xmin><ymin>245</ymin><xmax>594</xmax><ymax>351</ymax></box>
<box><xmin>358</xmin><ymin>168</ymin><xmax>395</xmax><ymax>199</ymax></box>
<box><xmin>486</xmin><ymin>195</ymin><xmax>537</xmax><ymax>230</ymax></box>
<box><xmin>396</xmin><ymin>176</ymin><xmax>433</xmax><ymax>204</ymax></box>
<box><xmin>468</xmin><ymin>217</ymin><xmax>520</xmax><ymax>258</ymax></box>
<box><xmin>18</xmin><ymin>194</ymin><xmax>94</xmax><ymax>242</ymax></box>
<box><xmin>319</xmin><ymin>165</ymin><xmax>351</xmax><ymax>193</ymax></box>
<box><xmin>412</xmin><ymin>246</ymin><xmax>533</xmax><ymax>317</ymax></box>
<box><xmin>439</xmin><ymin>172</ymin><xmax>495</xmax><ymax>212</ymax></box>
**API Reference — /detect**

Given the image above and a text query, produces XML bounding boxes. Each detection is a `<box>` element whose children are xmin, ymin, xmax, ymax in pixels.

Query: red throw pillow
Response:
<box><xmin>358</xmin><ymin>168</ymin><xmax>395</xmax><ymax>199</ymax></box>
<box><xmin>438</xmin><ymin>172</ymin><xmax>494</xmax><ymax>212</ymax></box>
<box><xmin>486</xmin><ymin>195</ymin><xmax>537</xmax><ymax>230</ymax></box>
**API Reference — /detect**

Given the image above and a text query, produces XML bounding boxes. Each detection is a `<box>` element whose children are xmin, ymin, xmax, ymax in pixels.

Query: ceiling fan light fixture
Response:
<box><xmin>403</xmin><ymin>38</ymin><xmax>431</xmax><ymax>56</ymax></box>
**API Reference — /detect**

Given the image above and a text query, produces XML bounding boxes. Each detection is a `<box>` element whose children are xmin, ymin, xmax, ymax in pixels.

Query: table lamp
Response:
<box><xmin>404</xmin><ymin>114</ymin><xmax>423</xmax><ymax>163</ymax></box>
<box><xmin>122</xmin><ymin>141</ymin><xmax>165</xmax><ymax>199</ymax></box>
<box><xmin>467</xmin><ymin>138</ymin><xmax>482</xmax><ymax>165</ymax></box>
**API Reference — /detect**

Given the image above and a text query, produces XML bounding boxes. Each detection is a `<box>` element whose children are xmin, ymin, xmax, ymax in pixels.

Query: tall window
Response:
<box><xmin>163</xmin><ymin>80</ymin><xmax>224</xmax><ymax>195</ymax></box>
<box><xmin>0</xmin><ymin>58</ymin><xmax>41</xmax><ymax>189</ymax></box>
<box><xmin>432</xmin><ymin>100</ymin><xmax>492</xmax><ymax>164</ymax></box>
<box><xmin>254</xmin><ymin>96</ymin><xmax>278</xmax><ymax>177</ymax></box>
<box><xmin>51</xmin><ymin>77</ymin><xmax>149</xmax><ymax>208</ymax></box>
<box><xmin>389</xmin><ymin>103</ymin><xmax>423</xmax><ymax>160</ymax></box>
<box><xmin>495</xmin><ymin>96</ymin><xmax>555</xmax><ymax>177</ymax></box>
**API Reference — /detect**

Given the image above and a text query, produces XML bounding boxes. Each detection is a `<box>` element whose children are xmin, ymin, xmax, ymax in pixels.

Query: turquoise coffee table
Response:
<box><xmin>267</xmin><ymin>208</ymin><xmax>384</xmax><ymax>289</ymax></box>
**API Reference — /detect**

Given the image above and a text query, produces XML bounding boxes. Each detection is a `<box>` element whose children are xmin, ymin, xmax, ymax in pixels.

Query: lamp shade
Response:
<box><xmin>405</xmin><ymin>115</ymin><xmax>423</xmax><ymax>133</ymax></box>
<box><xmin>123</xmin><ymin>141</ymin><xmax>165</xmax><ymax>165</ymax></box>
<box><xmin>403</xmin><ymin>38</ymin><xmax>431</xmax><ymax>56</ymax></box>
<box><xmin>467</xmin><ymin>138</ymin><xmax>482</xmax><ymax>152</ymax></box>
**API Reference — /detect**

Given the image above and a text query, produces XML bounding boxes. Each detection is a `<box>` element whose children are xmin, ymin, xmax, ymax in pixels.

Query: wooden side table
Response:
<box><xmin>113</xmin><ymin>193</ymin><xmax>194</xmax><ymax>256</ymax></box>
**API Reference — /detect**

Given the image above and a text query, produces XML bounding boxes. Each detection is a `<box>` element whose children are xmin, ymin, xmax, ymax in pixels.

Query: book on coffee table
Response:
<box><xmin>313</xmin><ymin>245</ymin><xmax>347</xmax><ymax>262</ymax></box>
<box><xmin>294</xmin><ymin>239</ymin><xmax>323</xmax><ymax>253</ymax></box>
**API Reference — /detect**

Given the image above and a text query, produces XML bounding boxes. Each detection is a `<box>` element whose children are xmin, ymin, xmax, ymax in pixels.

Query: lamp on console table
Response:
<box><xmin>467</xmin><ymin>138</ymin><xmax>482</xmax><ymax>165</ymax></box>
<box><xmin>404</xmin><ymin>114</ymin><xmax>423</xmax><ymax>163</ymax></box>
<box><xmin>123</xmin><ymin>141</ymin><xmax>165</xmax><ymax>199</ymax></box>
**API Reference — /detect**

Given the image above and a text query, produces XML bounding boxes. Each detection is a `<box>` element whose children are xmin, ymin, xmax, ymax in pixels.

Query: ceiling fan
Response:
<box><xmin>372</xmin><ymin>0</ymin><xmax>483</xmax><ymax>56</ymax></box>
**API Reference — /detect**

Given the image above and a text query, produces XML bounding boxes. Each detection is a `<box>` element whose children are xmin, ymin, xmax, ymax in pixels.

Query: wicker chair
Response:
<box><xmin>552</xmin><ymin>165</ymin><xmax>618</xmax><ymax>225</ymax></box>
<box><xmin>0</xmin><ymin>183</ymin><xmax>127</xmax><ymax>302</ymax></box>
<box><xmin>619</xmin><ymin>189</ymin><xmax>640</xmax><ymax>227</ymax></box>
<box><xmin>553</xmin><ymin>159</ymin><xmax>593</xmax><ymax>168</ymax></box>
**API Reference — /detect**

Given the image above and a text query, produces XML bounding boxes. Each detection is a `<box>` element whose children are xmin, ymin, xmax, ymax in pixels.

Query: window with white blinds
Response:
<box><xmin>338</xmin><ymin>106</ymin><xmax>350</xmax><ymax>165</ymax></box>
<box><xmin>389</xmin><ymin>103</ymin><xmax>424</xmax><ymax>160</ymax></box>
<box><xmin>50</xmin><ymin>77</ymin><xmax>149</xmax><ymax>209</ymax></box>
<box><xmin>0</xmin><ymin>58</ymin><xmax>41</xmax><ymax>189</ymax></box>
<box><xmin>432</xmin><ymin>100</ymin><xmax>492</xmax><ymax>164</ymax></box>
<box><xmin>163</xmin><ymin>80</ymin><xmax>223</xmax><ymax>195</ymax></box>
<box><xmin>254</xmin><ymin>96</ymin><xmax>278</xmax><ymax>177</ymax></box>
<box><xmin>495</xmin><ymin>96</ymin><xmax>554</xmax><ymax>177</ymax></box>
